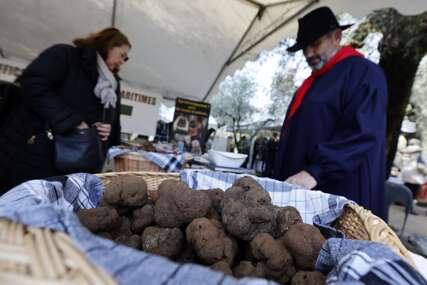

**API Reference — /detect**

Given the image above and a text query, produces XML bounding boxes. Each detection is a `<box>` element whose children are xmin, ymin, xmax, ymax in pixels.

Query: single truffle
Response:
<box><xmin>210</xmin><ymin>261</ymin><xmax>233</xmax><ymax>276</ymax></box>
<box><xmin>141</xmin><ymin>226</ymin><xmax>184</xmax><ymax>259</ymax></box>
<box><xmin>186</xmin><ymin>218</ymin><xmax>237</xmax><ymax>265</ymax></box>
<box><xmin>233</xmin><ymin>261</ymin><xmax>265</xmax><ymax>279</ymax></box>
<box><xmin>154</xmin><ymin>180</ymin><xmax>211</xmax><ymax>227</ymax></box>
<box><xmin>221</xmin><ymin>180</ymin><xmax>276</xmax><ymax>240</ymax></box>
<box><xmin>103</xmin><ymin>175</ymin><xmax>148</xmax><ymax>208</ymax></box>
<box><xmin>291</xmin><ymin>271</ymin><xmax>326</xmax><ymax>285</ymax></box>
<box><xmin>131</xmin><ymin>204</ymin><xmax>154</xmax><ymax>234</ymax></box>
<box><xmin>232</xmin><ymin>176</ymin><xmax>265</xmax><ymax>193</ymax></box>
<box><xmin>274</xmin><ymin>206</ymin><xmax>303</xmax><ymax>237</ymax></box>
<box><xmin>77</xmin><ymin>207</ymin><xmax>120</xmax><ymax>232</ymax></box>
<box><xmin>281</xmin><ymin>224</ymin><xmax>326</xmax><ymax>270</ymax></box>
<box><xmin>110</xmin><ymin>216</ymin><xmax>133</xmax><ymax>238</ymax></box>
<box><xmin>176</xmin><ymin>244</ymin><xmax>197</xmax><ymax>263</ymax></box>
<box><xmin>115</xmin><ymin>234</ymin><xmax>141</xmax><ymax>250</ymax></box>
<box><xmin>250</xmin><ymin>233</ymin><xmax>296</xmax><ymax>282</ymax></box>
<box><xmin>204</xmin><ymin>188</ymin><xmax>224</xmax><ymax>211</ymax></box>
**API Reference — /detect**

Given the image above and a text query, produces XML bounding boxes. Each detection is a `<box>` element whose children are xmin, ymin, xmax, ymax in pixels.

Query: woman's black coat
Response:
<box><xmin>0</xmin><ymin>44</ymin><xmax>121</xmax><ymax>192</ymax></box>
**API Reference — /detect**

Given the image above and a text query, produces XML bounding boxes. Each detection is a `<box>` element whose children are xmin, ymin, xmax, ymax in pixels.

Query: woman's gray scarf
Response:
<box><xmin>94</xmin><ymin>53</ymin><xmax>118</xmax><ymax>108</ymax></box>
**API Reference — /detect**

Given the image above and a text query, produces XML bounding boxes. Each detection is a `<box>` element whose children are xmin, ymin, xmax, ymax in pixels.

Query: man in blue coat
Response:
<box><xmin>274</xmin><ymin>7</ymin><xmax>388</xmax><ymax>218</ymax></box>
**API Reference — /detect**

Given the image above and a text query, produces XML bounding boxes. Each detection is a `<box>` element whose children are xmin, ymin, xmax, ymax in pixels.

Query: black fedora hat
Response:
<box><xmin>287</xmin><ymin>6</ymin><xmax>352</xmax><ymax>52</ymax></box>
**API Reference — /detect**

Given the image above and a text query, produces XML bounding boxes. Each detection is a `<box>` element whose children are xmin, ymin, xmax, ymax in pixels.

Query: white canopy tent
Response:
<box><xmin>1</xmin><ymin>0</ymin><xmax>427</xmax><ymax>103</ymax></box>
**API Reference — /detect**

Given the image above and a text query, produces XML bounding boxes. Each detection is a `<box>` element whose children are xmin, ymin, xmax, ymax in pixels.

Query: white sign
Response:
<box><xmin>0</xmin><ymin>58</ymin><xmax>27</xmax><ymax>82</ymax></box>
<box><xmin>120</xmin><ymin>83</ymin><xmax>161</xmax><ymax>136</ymax></box>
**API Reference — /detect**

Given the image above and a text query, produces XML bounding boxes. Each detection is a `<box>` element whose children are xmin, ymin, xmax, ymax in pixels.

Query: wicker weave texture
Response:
<box><xmin>0</xmin><ymin>219</ymin><xmax>117</xmax><ymax>285</ymax></box>
<box><xmin>114</xmin><ymin>154</ymin><xmax>163</xmax><ymax>172</ymax></box>
<box><xmin>335</xmin><ymin>203</ymin><xmax>415</xmax><ymax>267</ymax></box>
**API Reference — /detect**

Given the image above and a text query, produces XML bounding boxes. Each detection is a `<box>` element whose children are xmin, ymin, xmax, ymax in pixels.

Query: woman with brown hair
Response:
<box><xmin>0</xmin><ymin>27</ymin><xmax>131</xmax><ymax>193</ymax></box>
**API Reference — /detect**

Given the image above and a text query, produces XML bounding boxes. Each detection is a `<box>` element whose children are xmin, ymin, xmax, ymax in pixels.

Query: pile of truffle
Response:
<box><xmin>77</xmin><ymin>176</ymin><xmax>326</xmax><ymax>285</ymax></box>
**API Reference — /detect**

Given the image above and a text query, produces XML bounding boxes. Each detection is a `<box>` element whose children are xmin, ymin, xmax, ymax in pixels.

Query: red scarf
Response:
<box><xmin>282</xmin><ymin>46</ymin><xmax>363</xmax><ymax>133</ymax></box>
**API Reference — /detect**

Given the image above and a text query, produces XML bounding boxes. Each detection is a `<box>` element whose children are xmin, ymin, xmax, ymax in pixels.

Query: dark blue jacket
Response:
<box><xmin>274</xmin><ymin>57</ymin><xmax>388</xmax><ymax>218</ymax></box>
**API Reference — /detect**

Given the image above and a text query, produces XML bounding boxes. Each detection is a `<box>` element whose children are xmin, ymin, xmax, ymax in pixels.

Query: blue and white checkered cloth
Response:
<box><xmin>143</xmin><ymin>151</ymin><xmax>185</xmax><ymax>172</ymax></box>
<box><xmin>0</xmin><ymin>172</ymin><xmax>425</xmax><ymax>285</ymax></box>
<box><xmin>316</xmin><ymin>238</ymin><xmax>426</xmax><ymax>285</ymax></box>
<box><xmin>107</xmin><ymin>147</ymin><xmax>185</xmax><ymax>172</ymax></box>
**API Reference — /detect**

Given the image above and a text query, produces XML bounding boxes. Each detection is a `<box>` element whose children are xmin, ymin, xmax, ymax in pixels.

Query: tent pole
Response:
<box><xmin>265</xmin><ymin>0</ymin><xmax>308</xmax><ymax>8</ymax></box>
<box><xmin>111</xmin><ymin>0</ymin><xmax>118</xmax><ymax>27</ymax></box>
<box><xmin>228</xmin><ymin>0</ymin><xmax>319</xmax><ymax>64</ymax></box>
<box><xmin>202</xmin><ymin>9</ymin><xmax>260</xmax><ymax>102</ymax></box>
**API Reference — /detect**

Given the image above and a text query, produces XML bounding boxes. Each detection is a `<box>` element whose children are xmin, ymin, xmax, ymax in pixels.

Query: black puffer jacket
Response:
<box><xmin>0</xmin><ymin>44</ymin><xmax>121</xmax><ymax>193</ymax></box>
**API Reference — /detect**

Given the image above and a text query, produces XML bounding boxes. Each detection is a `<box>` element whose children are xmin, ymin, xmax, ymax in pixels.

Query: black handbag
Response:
<box><xmin>54</xmin><ymin>126</ymin><xmax>104</xmax><ymax>173</ymax></box>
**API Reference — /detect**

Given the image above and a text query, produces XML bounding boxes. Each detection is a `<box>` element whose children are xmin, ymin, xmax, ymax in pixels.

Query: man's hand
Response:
<box><xmin>93</xmin><ymin>122</ymin><xmax>111</xmax><ymax>141</ymax></box>
<box><xmin>285</xmin><ymin>170</ymin><xmax>317</xmax><ymax>189</ymax></box>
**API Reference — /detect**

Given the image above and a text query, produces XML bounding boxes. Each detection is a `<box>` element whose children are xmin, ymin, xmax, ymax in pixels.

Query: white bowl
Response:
<box><xmin>208</xmin><ymin>150</ymin><xmax>247</xmax><ymax>168</ymax></box>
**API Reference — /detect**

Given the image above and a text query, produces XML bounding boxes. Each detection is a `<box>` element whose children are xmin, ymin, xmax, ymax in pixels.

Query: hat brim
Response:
<box><xmin>287</xmin><ymin>24</ymin><xmax>353</xmax><ymax>52</ymax></box>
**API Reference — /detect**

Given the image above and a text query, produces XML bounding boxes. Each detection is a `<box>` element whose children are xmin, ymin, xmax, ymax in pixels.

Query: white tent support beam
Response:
<box><xmin>228</xmin><ymin>0</ymin><xmax>319</xmax><ymax>65</ymax></box>
<box><xmin>203</xmin><ymin>0</ymin><xmax>318</xmax><ymax>101</ymax></box>
<box><xmin>265</xmin><ymin>0</ymin><xmax>310</xmax><ymax>8</ymax></box>
<box><xmin>242</xmin><ymin>0</ymin><xmax>264</xmax><ymax>9</ymax></box>
<box><xmin>202</xmin><ymin>7</ymin><xmax>262</xmax><ymax>101</ymax></box>
<box><xmin>111</xmin><ymin>0</ymin><xmax>117</xmax><ymax>27</ymax></box>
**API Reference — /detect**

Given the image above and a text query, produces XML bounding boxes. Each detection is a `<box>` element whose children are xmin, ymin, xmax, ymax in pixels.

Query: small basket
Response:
<box><xmin>97</xmin><ymin>171</ymin><xmax>415</xmax><ymax>266</ymax></box>
<box><xmin>114</xmin><ymin>153</ymin><xmax>163</xmax><ymax>172</ymax></box>
<box><xmin>0</xmin><ymin>219</ymin><xmax>117</xmax><ymax>285</ymax></box>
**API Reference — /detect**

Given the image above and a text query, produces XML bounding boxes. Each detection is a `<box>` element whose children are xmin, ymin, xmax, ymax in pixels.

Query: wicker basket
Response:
<box><xmin>0</xmin><ymin>171</ymin><xmax>415</xmax><ymax>284</ymax></box>
<box><xmin>0</xmin><ymin>219</ymin><xmax>117</xmax><ymax>285</ymax></box>
<box><xmin>98</xmin><ymin>171</ymin><xmax>415</xmax><ymax>267</ymax></box>
<box><xmin>114</xmin><ymin>153</ymin><xmax>163</xmax><ymax>172</ymax></box>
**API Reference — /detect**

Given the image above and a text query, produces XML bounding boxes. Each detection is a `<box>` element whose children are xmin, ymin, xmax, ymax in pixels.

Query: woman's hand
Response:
<box><xmin>93</xmin><ymin>122</ymin><xmax>111</xmax><ymax>141</ymax></box>
<box><xmin>76</xmin><ymin>121</ymin><xmax>89</xmax><ymax>129</ymax></box>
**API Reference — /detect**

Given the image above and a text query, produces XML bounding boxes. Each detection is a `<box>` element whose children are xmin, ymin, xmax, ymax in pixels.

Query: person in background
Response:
<box><xmin>399</xmin><ymin>139</ymin><xmax>427</xmax><ymax>198</ymax></box>
<box><xmin>264</xmin><ymin>132</ymin><xmax>279</xmax><ymax>177</ymax></box>
<box><xmin>226</xmin><ymin>136</ymin><xmax>235</xmax><ymax>152</ymax></box>
<box><xmin>203</xmin><ymin>128</ymin><xmax>216</xmax><ymax>153</ymax></box>
<box><xmin>274</xmin><ymin>7</ymin><xmax>388</xmax><ymax>218</ymax></box>
<box><xmin>0</xmin><ymin>27</ymin><xmax>131</xmax><ymax>193</ymax></box>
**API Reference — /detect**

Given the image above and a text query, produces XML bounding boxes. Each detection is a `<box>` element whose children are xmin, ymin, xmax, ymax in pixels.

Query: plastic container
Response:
<box><xmin>207</xmin><ymin>150</ymin><xmax>247</xmax><ymax>168</ymax></box>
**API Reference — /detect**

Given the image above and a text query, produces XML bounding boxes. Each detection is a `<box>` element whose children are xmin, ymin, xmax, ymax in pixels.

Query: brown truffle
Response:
<box><xmin>221</xmin><ymin>181</ymin><xmax>276</xmax><ymax>240</ymax></box>
<box><xmin>281</xmin><ymin>224</ymin><xmax>326</xmax><ymax>270</ymax></box>
<box><xmin>154</xmin><ymin>180</ymin><xmax>211</xmax><ymax>227</ymax></box>
<box><xmin>110</xmin><ymin>216</ymin><xmax>133</xmax><ymax>238</ymax></box>
<box><xmin>115</xmin><ymin>234</ymin><xmax>141</xmax><ymax>250</ymax></box>
<box><xmin>141</xmin><ymin>226</ymin><xmax>184</xmax><ymax>259</ymax></box>
<box><xmin>77</xmin><ymin>207</ymin><xmax>120</xmax><ymax>232</ymax></box>
<box><xmin>186</xmin><ymin>218</ymin><xmax>237</xmax><ymax>265</ymax></box>
<box><xmin>233</xmin><ymin>261</ymin><xmax>265</xmax><ymax>279</ymax></box>
<box><xmin>250</xmin><ymin>233</ymin><xmax>296</xmax><ymax>283</ymax></box>
<box><xmin>205</xmin><ymin>207</ymin><xmax>222</xmax><ymax>221</ymax></box>
<box><xmin>176</xmin><ymin>244</ymin><xmax>197</xmax><ymax>263</ymax></box>
<box><xmin>275</xmin><ymin>206</ymin><xmax>303</xmax><ymax>237</ymax></box>
<box><xmin>131</xmin><ymin>204</ymin><xmax>154</xmax><ymax>234</ymax></box>
<box><xmin>204</xmin><ymin>188</ymin><xmax>224</xmax><ymax>211</ymax></box>
<box><xmin>232</xmin><ymin>176</ymin><xmax>265</xmax><ymax>193</ymax></box>
<box><xmin>210</xmin><ymin>261</ymin><xmax>233</xmax><ymax>276</ymax></box>
<box><xmin>291</xmin><ymin>271</ymin><xmax>326</xmax><ymax>285</ymax></box>
<box><xmin>103</xmin><ymin>175</ymin><xmax>148</xmax><ymax>208</ymax></box>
